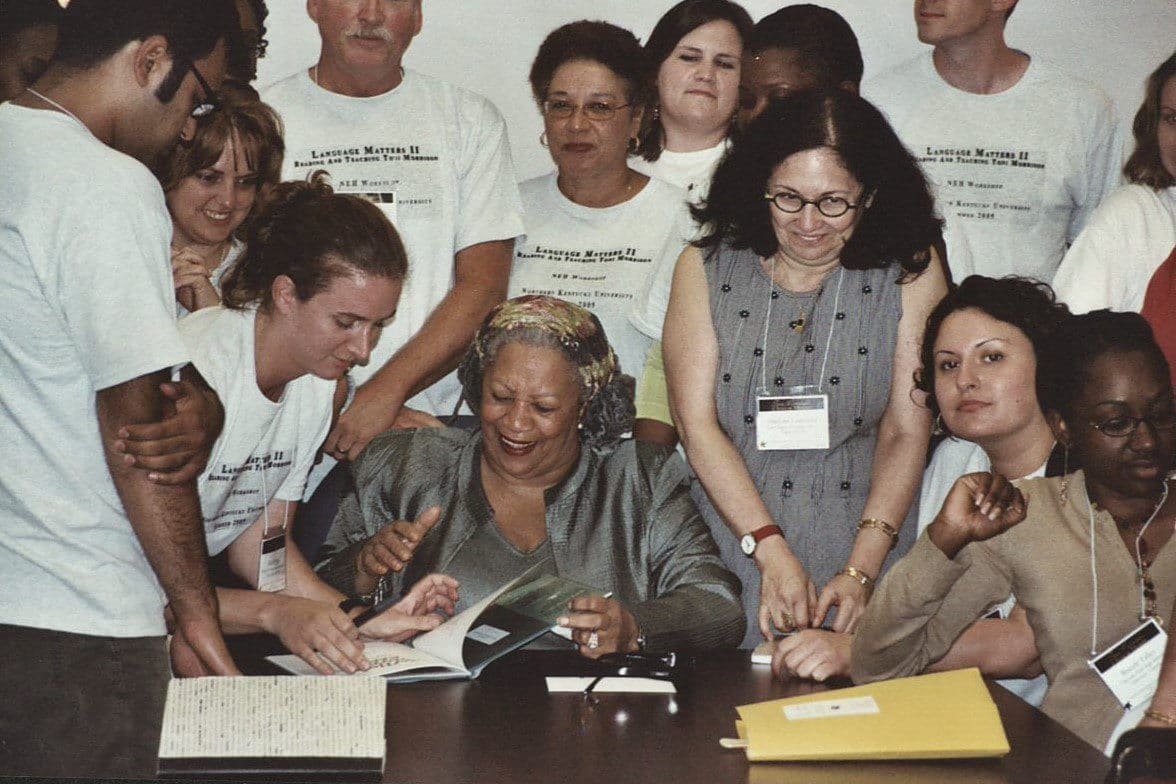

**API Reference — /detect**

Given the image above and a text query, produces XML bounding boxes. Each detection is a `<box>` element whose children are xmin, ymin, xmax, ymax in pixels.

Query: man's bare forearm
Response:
<box><xmin>362</xmin><ymin>239</ymin><xmax>512</xmax><ymax>403</ymax></box>
<box><xmin>97</xmin><ymin>370</ymin><xmax>218</xmax><ymax>621</ymax></box>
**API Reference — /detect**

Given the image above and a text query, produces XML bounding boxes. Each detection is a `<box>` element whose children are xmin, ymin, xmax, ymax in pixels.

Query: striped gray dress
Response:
<box><xmin>694</xmin><ymin>243</ymin><xmax>918</xmax><ymax>647</ymax></box>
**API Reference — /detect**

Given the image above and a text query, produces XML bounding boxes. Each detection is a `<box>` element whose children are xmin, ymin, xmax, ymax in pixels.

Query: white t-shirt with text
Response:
<box><xmin>866</xmin><ymin>54</ymin><xmax>1121</xmax><ymax>282</ymax></box>
<box><xmin>263</xmin><ymin>68</ymin><xmax>525</xmax><ymax>415</ymax></box>
<box><xmin>510</xmin><ymin>173</ymin><xmax>693</xmax><ymax>379</ymax></box>
<box><xmin>179</xmin><ymin>306</ymin><xmax>335</xmax><ymax>556</ymax></box>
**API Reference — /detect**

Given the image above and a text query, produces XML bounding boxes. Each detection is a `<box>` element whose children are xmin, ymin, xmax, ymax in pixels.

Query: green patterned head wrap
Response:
<box><xmin>470</xmin><ymin>295</ymin><xmax>619</xmax><ymax>402</ymax></box>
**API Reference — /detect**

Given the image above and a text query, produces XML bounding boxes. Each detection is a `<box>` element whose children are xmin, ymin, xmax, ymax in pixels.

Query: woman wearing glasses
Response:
<box><xmin>508</xmin><ymin>21</ymin><xmax>694</xmax><ymax>385</ymax></box>
<box><xmin>854</xmin><ymin>310</ymin><xmax>1176</xmax><ymax>753</ymax></box>
<box><xmin>664</xmin><ymin>90</ymin><xmax>946</xmax><ymax>648</ymax></box>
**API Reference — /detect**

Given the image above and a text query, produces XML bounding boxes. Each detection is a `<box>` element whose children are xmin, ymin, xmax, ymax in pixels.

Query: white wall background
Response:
<box><xmin>256</xmin><ymin>1</ymin><xmax>1175</xmax><ymax>182</ymax></box>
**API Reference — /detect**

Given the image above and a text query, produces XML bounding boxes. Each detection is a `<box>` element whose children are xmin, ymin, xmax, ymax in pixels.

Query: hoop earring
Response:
<box><xmin>932</xmin><ymin>413</ymin><xmax>944</xmax><ymax>436</ymax></box>
<box><xmin>1059</xmin><ymin>446</ymin><xmax>1071</xmax><ymax>504</ymax></box>
<box><xmin>539</xmin><ymin>131</ymin><xmax>548</xmax><ymax>148</ymax></box>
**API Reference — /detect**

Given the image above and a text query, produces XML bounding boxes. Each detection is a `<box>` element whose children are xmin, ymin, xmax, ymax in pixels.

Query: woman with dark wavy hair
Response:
<box><xmin>855</xmin><ymin>310</ymin><xmax>1176</xmax><ymax>753</ymax></box>
<box><xmin>315</xmin><ymin>295</ymin><xmax>744</xmax><ymax>658</ymax></box>
<box><xmin>771</xmin><ymin>275</ymin><xmax>1070</xmax><ymax>687</ymax></box>
<box><xmin>665</xmin><ymin>89</ymin><xmax>947</xmax><ymax>650</ymax></box>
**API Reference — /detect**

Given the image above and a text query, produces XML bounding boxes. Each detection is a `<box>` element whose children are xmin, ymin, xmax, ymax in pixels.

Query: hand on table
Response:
<box><xmin>755</xmin><ymin>537</ymin><xmax>818</xmax><ymax>639</ymax></box>
<box><xmin>558</xmin><ymin>595</ymin><xmax>640</xmax><ymax>660</ymax></box>
<box><xmin>263</xmin><ymin>595</ymin><xmax>369</xmax><ymax>676</ymax></box>
<box><xmin>770</xmin><ymin>629</ymin><xmax>852</xmax><ymax>683</ymax></box>
<box><xmin>813</xmin><ymin>572</ymin><xmax>870</xmax><ymax>633</ymax></box>
<box><xmin>169</xmin><ymin>614</ymin><xmax>240</xmax><ymax>677</ymax></box>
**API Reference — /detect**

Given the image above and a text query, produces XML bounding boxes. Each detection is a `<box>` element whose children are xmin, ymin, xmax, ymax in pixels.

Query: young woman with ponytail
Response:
<box><xmin>172</xmin><ymin>174</ymin><xmax>458</xmax><ymax>676</ymax></box>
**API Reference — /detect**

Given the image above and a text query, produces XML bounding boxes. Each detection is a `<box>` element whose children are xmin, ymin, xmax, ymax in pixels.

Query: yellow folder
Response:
<box><xmin>731</xmin><ymin>668</ymin><xmax>1010</xmax><ymax>761</ymax></box>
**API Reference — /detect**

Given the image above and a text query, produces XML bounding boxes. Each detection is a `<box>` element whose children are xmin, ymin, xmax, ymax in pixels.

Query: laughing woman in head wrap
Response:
<box><xmin>316</xmin><ymin>295</ymin><xmax>744</xmax><ymax>656</ymax></box>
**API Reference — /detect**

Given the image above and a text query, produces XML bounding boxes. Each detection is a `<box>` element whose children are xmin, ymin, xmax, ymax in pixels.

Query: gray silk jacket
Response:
<box><xmin>317</xmin><ymin>427</ymin><xmax>744</xmax><ymax>652</ymax></box>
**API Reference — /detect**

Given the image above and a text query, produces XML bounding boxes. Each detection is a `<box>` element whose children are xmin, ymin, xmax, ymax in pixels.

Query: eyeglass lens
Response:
<box><xmin>767</xmin><ymin>193</ymin><xmax>853</xmax><ymax>218</ymax></box>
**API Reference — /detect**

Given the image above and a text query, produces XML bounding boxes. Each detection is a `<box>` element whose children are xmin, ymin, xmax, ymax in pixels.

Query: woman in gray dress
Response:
<box><xmin>664</xmin><ymin>89</ymin><xmax>947</xmax><ymax>653</ymax></box>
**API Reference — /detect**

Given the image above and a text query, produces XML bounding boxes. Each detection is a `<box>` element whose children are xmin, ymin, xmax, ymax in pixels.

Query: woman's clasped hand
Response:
<box><xmin>927</xmin><ymin>472</ymin><xmax>1029</xmax><ymax>560</ymax></box>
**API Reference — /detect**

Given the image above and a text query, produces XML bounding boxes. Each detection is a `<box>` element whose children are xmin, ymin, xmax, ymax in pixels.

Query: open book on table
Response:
<box><xmin>268</xmin><ymin>565</ymin><xmax>599</xmax><ymax>683</ymax></box>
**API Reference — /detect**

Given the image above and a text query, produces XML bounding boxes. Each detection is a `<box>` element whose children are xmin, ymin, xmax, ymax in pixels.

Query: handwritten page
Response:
<box><xmin>267</xmin><ymin>640</ymin><xmax>463</xmax><ymax>678</ymax></box>
<box><xmin>158</xmin><ymin>676</ymin><xmax>385</xmax><ymax>759</ymax></box>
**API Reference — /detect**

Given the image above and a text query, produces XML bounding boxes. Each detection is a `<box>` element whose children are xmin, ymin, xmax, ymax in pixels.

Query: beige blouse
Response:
<box><xmin>851</xmin><ymin>471</ymin><xmax>1176</xmax><ymax>751</ymax></box>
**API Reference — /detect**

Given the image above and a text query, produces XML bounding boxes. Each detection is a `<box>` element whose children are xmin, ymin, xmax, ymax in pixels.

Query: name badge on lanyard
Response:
<box><xmin>257</xmin><ymin>516</ymin><xmax>287</xmax><ymax>593</ymax></box>
<box><xmin>757</xmin><ymin>384</ymin><xmax>830</xmax><ymax>450</ymax></box>
<box><xmin>1087</xmin><ymin>617</ymin><xmax>1167</xmax><ymax>709</ymax></box>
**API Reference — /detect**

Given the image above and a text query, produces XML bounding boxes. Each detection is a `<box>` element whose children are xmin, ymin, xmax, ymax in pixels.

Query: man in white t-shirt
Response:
<box><xmin>262</xmin><ymin>0</ymin><xmax>524</xmax><ymax>463</ymax></box>
<box><xmin>0</xmin><ymin>0</ymin><xmax>241</xmax><ymax>777</ymax></box>
<box><xmin>865</xmin><ymin>0</ymin><xmax>1120</xmax><ymax>281</ymax></box>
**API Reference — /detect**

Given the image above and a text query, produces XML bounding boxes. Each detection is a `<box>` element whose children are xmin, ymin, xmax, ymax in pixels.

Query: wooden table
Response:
<box><xmin>236</xmin><ymin>637</ymin><xmax>1109</xmax><ymax>784</ymax></box>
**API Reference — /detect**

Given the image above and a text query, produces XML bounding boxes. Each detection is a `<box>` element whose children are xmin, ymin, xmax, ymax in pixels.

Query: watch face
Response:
<box><xmin>740</xmin><ymin>534</ymin><xmax>756</xmax><ymax>556</ymax></box>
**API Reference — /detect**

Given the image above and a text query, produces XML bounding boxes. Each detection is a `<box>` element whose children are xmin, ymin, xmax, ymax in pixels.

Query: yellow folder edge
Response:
<box><xmin>732</xmin><ymin>668</ymin><xmax>1010</xmax><ymax>761</ymax></box>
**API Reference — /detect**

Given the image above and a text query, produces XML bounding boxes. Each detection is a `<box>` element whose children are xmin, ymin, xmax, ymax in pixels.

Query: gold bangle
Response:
<box><xmin>1145</xmin><ymin>708</ymin><xmax>1176</xmax><ymax>726</ymax></box>
<box><xmin>838</xmin><ymin>565</ymin><xmax>876</xmax><ymax>590</ymax></box>
<box><xmin>858</xmin><ymin>518</ymin><xmax>899</xmax><ymax>549</ymax></box>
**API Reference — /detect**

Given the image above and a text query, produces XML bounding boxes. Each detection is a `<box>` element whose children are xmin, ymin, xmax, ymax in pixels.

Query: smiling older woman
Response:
<box><xmin>160</xmin><ymin>84</ymin><xmax>283</xmax><ymax>315</ymax></box>
<box><xmin>315</xmin><ymin>295</ymin><xmax>744</xmax><ymax>656</ymax></box>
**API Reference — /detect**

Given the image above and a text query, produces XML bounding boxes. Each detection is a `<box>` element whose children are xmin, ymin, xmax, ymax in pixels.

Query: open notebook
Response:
<box><xmin>268</xmin><ymin>567</ymin><xmax>599</xmax><ymax>683</ymax></box>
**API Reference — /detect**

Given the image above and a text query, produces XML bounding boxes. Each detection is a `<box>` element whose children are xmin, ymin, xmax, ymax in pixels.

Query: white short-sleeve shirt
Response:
<box><xmin>0</xmin><ymin>104</ymin><xmax>190</xmax><ymax>637</ymax></box>
<box><xmin>865</xmin><ymin>55</ymin><xmax>1122</xmax><ymax>282</ymax></box>
<box><xmin>263</xmin><ymin>69</ymin><xmax>525</xmax><ymax>416</ymax></box>
<box><xmin>179</xmin><ymin>306</ymin><xmax>335</xmax><ymax>556</ymax></box>
<box><xmin>510</xmin><ymin>174</ymin><xmax>693</xmax><ymax>379</ymax></box>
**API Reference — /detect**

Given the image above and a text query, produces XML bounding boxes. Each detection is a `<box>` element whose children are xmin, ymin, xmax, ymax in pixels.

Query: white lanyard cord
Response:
<box><xmin>758</xmin><ymin>261</ymin><xmax>844</xmax><ymax>395</ymax></box>
<box><xmin>1086</xmin><ymin>476</ymin><xmax>1168</xmax><ymax>655</ymax></box>
<box><xmin>816</xmin><ymin>269</ymin><xmax>844</xmax><ymax>395</ymax></box>
<box><xmin>758</xmin><ymin>255</ymin><xmax>778</xmax><ymax>395</ymax></box>
<box><xmin>25</xmin><ymin>88</ymin><xmax>84</xmax><ymax>127</ymax></box>
<box><xmin>1087</xmin><ymin>484</ymin><xmax>1099</xmax><ymax>657</ymax></box>
<box><xmin>258</xmin><ymin>458</ymin><xmax>288</xmax><ymax>539</ymax></box>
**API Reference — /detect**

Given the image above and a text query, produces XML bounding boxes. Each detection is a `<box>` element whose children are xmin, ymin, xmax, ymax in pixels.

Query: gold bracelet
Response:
<box><xmin>1145</xmin><ymin>708</ymin><xmax>1176</xmax><ymax>726</ymax></box>
<box><xmin>838</xmin><ymin>565</ymin><xmax>876</xmax><ymax>590</ymax></box>
<box><xmin>858</xmin><ymin>518</ymin><xmax>899</xmax><ymax>549</ymax></box>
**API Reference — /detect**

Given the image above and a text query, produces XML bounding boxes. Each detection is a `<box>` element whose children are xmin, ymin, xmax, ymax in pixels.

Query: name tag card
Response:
<box><xmin>1088</xmin><ymin>618</ymin><xmax>1167</xmax><ymax>709</ymax></box>
<box><xmin>757</xmin><ymin>393</ymin><xmax>830</xmax><ymax>451</ymax></box>
<box><xmin>257</xmin><ymin>532</ymin><xmax>287</xmax><ymax>593</ymax></box>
